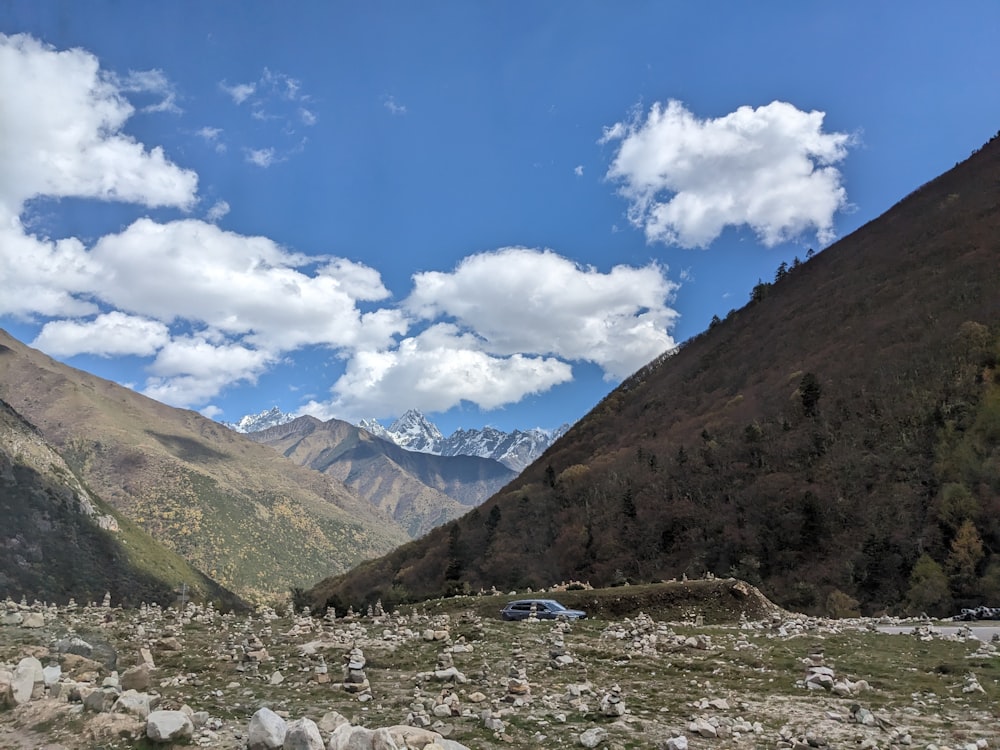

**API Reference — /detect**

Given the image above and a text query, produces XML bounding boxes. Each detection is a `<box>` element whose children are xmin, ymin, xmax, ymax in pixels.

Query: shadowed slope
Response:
<box><xmin>0</xmin><ymin>335</ymin><xmax>408</xmax><ymax>601</ymax></box>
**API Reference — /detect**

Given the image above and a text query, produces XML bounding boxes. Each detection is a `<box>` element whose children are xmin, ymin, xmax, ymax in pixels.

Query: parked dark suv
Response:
<box><xmin>499</xmin><ymin>599</ymin><xmax>587</xmax><ymax>621</ymax></box>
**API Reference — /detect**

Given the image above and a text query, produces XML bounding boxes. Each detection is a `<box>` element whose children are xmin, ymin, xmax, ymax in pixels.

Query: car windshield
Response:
<box><xmin>545</xmin><ymin>601</ymin><xmax>567</xmax><ymax>611</ymax></box>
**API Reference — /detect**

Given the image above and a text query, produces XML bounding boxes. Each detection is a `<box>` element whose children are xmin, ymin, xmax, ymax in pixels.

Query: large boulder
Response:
<box><xmin>112</xmin><ymin>689</ymin><xmax>154</xmax><ymax>719</ymax></box>
<box><xmin>285</xmin><ymin>717</ymin><xmax>324</xmax><ymax>750</ymax></box>
<box><xmin>248</xmin><ymin>707</ymin><xmax>287</xmax><ymax>750</ymax></box>
<box><xmin>146</xmin><ymin>710</ymin><xmax>194</xmax><ymax>743</ymax></box>
<box><xmin>120</xmin><ymin>663</ymin><xmax>152</xmax><ymax>691</ymax></box>
<box><xmin>11</xmin><ymin>656</ymin><xmax>44</xmax><ymax>704</ymax></box>
<box><xmin>328</xmin><ymin>723</ymin><xmax>375</xmax><ymax>750</ymax></box>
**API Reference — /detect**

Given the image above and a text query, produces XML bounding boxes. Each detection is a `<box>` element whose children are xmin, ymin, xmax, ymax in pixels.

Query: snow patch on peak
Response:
<box><xmin>223</xmin><ymin>406</ymin><xmax>295</xmax><ymax>434</ymax></box>
<box><xmin>356</xmin><ymin>410</ymin><xmax>569</xmax><ymax>472</ymax></box>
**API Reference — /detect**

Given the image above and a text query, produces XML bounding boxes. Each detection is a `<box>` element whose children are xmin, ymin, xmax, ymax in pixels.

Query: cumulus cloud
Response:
<box><xmin>0</xmin><ymin>34</ymin><xmax>197</xmax><ymax>215</ymax></box>
<box><xmin>89</xmin><ymin>218</ymin><xmax>404</xmax><ymax>352</ymax></box>
<box><xmin>302</xmin><ymin>324</ymin><xmax>574</xmax><ymax>421</ymax></box>
<box><xmin>602</xmin><ymin>99</ymin><xmax>853</xmax><ymax>248</ymax></box>
<box><xmin>0</xmin><ymin>227</ymin><xmax>98</xmax><ymax>317</ymax></box>
<box><xmin>142</xmin><ymin>335</ymin><xmax>278</xmax><ymax>407</ymax></box>
<box><xmin>0</xmin><ymin>33</ymin><xmax>685</xmax><ymax>419</ymax></box>
<box><xmin>406</xmin><ymin>248</ymin><xmax>678</xmax><ymax>379</ymax></box>
<box><xmin>574</xmin><ymin>165</ymin><xmax>584</xmax><ymax>177</ymax></box>
<box><xmin>32</xmin><ymin>312</ymin><xmax>170</xmax><ymax>357</ymax></box>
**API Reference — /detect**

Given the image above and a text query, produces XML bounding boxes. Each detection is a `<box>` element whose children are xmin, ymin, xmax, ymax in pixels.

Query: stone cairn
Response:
<box><xmin>342</xmin><ymin>645</ymin><xmax>372</xmax><ymax>701</ymax></box>
<box><xmin>549</xmin><ymin>623</ymin><xmax>575</xmax><ymax>669</ymax></box>
<box><xmin>237</xmin><ymin>632</ymin><xmax>269</xmax><ymax>675</ymax></box>
<box><xmin>599</xmin><ymin>682</ymin><xmax>627</xmax><ymax>717</ymax></box>
<box><xmin>504</xmin><ymin>637</ymin><xmax>530</xmax><ymax>704</ymax></box>
<box><xmin>406</xmin><ymin>686</ymin><xmax>433</xmax><ymax>728</ymax></box>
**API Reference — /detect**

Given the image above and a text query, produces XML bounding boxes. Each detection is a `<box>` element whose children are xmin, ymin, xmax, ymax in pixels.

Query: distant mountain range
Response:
<box><xmin>245</xmin><ymin>415</ymin><xmax>516</xmax><ymax>538</ymax></box>
<box><xmin>227</xmin><ymin>407</ymin><xmax>568</xmax><ymax>473</ymax></box>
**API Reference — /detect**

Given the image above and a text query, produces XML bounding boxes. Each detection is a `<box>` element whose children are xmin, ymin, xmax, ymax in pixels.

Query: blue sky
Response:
<box><xmin>1</xmin><ymin>3</ymin><xmax>998</xmax><ymax>436</ymax></box>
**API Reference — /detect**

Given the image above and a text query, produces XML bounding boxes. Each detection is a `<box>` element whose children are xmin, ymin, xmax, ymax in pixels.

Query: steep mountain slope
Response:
<box><xmin>308</xmin><ymin>134</ymin><xmax>1000</xmax><ymax>616</ymax></box>
<box><xmin>0</xmin><ymin>333</ymin><xmax>408</xmax><ymax>601</ymax></box>
<box><xmin>247</xmin><ymin>416</ymin><xmax>516</xmax><ymax>537</ymax></box>
<box><xmin>0</xmin><ymin>399</ymin><xmax>244</xmax><ymax>608</ymax></box>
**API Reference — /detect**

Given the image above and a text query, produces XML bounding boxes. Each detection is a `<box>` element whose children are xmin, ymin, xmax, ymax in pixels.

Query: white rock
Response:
<box><xmin>328</xmin><ymin>723</ymin><xmax>375</xmax><ymax>750</ymax></box>
<box><xmin>579</xmin><ymin>727</ymin><xmax>607</xmax><ymax>747</ymax></box>
<box><xmin>113</xmin><ymin>689</ymin><xmax>152</xmax><ymax>719</ymax></box>
<box><xmin>285</xmin><ymin>718</ymin><xmax>324</xmax><ymax>750</ymax></box>
<box><xmin>146</xmin><ymin>710</ymin><xmax>194</xmax><ymax>743</ymax></box>
<box><xmin>665</xmin><ymin>736</ymin><xmax>688</xmax><ymax>750</ymax></box>
<box><xmin>248</xmin><ymin>707</ymin><xmax>287</xmax><ymax>749</ymax></box>
<box><xmin>21</xmin><ymin>612</ymin><xmax>44</xmax><ymax>628</ymax></box>
<box><xmin>12</xmin><ymin>657</ymin><xmax>44</xmax><ymax>704</ymax></box>
<box><xmin>689</xmin><ymin>718</ymin><xmax>717</xmax><ymax>737</ymax></box>
<box><xmin>42</xmin><ymin>664</ymin><xmax>61</xmax><ymax>687</ymax></box>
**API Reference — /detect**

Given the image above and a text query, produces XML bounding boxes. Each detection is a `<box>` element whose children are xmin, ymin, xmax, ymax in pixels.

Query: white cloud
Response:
<box><xmin>32</xmin><ymin>312</ymin><xmax>170</xmax><ymax>357</ymax></box>
<box><xmin>0</xmin><ymin>33</ymin><xmax>198</xmax><ymax>215</ymax></box>
<box><xmin>220</xmin><ymin>80</ymin><xmax>255</xmax><ymax>104</ymax></box>
<box><xmin>574</xmin><ymin>165</ymin><xmax>584</xmax><ymax>177</ymax></box>
<box><xmin>115</xmin><ymin>68</ymin><xmax>180</xmax><ymax>113</ymax></box>
<box><xmin>196</xmin><ymin>126</ymin><xmax>226</xmax><ymax>153</ymax></box>
<box><xmin>602</xmin><ymin>99</ymin><xmax>853</xmax><ymax>248</ymax></box>
<box><xmin>0</xmin><ymin>225</ymin><xmax>98</xmax><ymax>317</ymax></box>
<box><xmin>245</xmin><ymin>147</ymin><xmax>277</xmax><ymax>167</ymax></box>
<box><xmin>383</xmin><ymin>95</ymin><xmax>407</xmax><ymax>115</ymax></box>
<box><xmin>300</xmin><ymin>108</ymin><xmax>317</xmax><ymax>125</ymax></box>
<box><xmin>142</xmin><ymin>335</ymin><xmax>276</xmax><ymax>407</ymax></box>
<box><xmin>0</xmin><ymin>34</ymin><xmax>686</xmax><ymax>419</ymax></box>
<box><xmin>302</xmin><ymin>324</ymin><xmax>574</xmax><ymax>421</ymax></box>
<box><xmin>90</xmin><ymin>218</ymin><xmax>404</xmax><ymax>353</ymax></box>
<box><xmin>206</xmin><ymin>200</ymin><xmax>230</xmax><ymax>222</ymax></box>
<box><xmin>405</xmin><ymin>247</ymin><xmax>678</xmax><ymax>379</ymax></box>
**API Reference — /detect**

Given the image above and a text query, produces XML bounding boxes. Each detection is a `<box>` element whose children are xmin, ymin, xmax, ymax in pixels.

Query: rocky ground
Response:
<box><xmin>1</xmin><ymin>581</ymin><xmax>998</xmax><ymax>749</ymax></box>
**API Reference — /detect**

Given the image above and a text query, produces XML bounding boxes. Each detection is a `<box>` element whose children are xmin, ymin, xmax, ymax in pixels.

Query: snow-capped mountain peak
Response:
<box><xmin>223</xmin><ymin>406</ymin><xmax>296</xmax><ymax>434</ymax></box>
<box><xmin>225</xmin><ymin>406</ymin><xmax>567</xmax><ymax>473</ymax></box>
<box><xmin>385</xmin><ymin>408</ymin><xmax>444</xmax><ymax>452</ymax></box>
<box><xmin>358</xmin><ymin>409</ymin><xmax>568</xmax><ymax>472</ymax></box>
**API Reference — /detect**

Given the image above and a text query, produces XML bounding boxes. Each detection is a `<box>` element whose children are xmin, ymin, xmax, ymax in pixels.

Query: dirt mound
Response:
<box><xmin>427</xmin><ymin>578</ymin><xmax>784</xmax><ymax>623</ymax></box>
<box><xmin>556</xmin><ymin>578</ymin><xmax>784</xmax><ymax>623</ymax></box>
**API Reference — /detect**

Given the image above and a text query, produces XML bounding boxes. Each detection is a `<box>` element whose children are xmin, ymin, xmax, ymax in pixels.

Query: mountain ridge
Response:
<box><xmin>0</xmin><ymin>398</ymin><xmax>245</xmax><ymax>608</ymax></box>
<box><xmin>246</xmin><ymin>415</ymin><xmax>516</xmax><ymax>537</ymax></box>
<box><xmin>0</xmin><ymin>332</ymin><xmax>408</xmax><ymax>602</ymax></box>
<box><xmin>229</xmin><ymin>406</ymin><xmax>567</xmax><ymax>472</ymax></box>
<box><xmin>305</xmin><ymin>134</ymin><xmax>1000</xmax><ymax>616</ymax></box>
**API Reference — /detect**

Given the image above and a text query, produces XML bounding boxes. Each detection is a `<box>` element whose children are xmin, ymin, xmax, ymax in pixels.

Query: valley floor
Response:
<box><xmin>1</xmin><ymin>586</ymin><xmax>998</xmax><ymax>749</ymax></box>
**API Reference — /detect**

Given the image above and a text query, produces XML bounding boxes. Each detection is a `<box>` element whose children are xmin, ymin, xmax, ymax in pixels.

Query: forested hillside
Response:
<box><xmin>308</xmin><ymin>134</ymin><xmax>1000</xmax><ymax>617</ymax></box>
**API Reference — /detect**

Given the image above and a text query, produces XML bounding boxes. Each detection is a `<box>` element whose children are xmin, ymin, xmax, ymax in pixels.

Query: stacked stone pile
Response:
<box><xmin>798</xmin><ymin>646</ymin><xmax>870</xmax><ymax>696</ymax></box>
<box><xmin>342</xmin><ymin>645</ymin><xmax>372</xmax><ymax>700</ymax></box>
<box><xmin>548</xmin><ymin>624</ymin><xmax>574</xmax><ymax>668</ymax></box>
<box><xmin>504</xmin><ymin>637</ymin><xmax>530</xmax><ymax>704</ymax></box>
